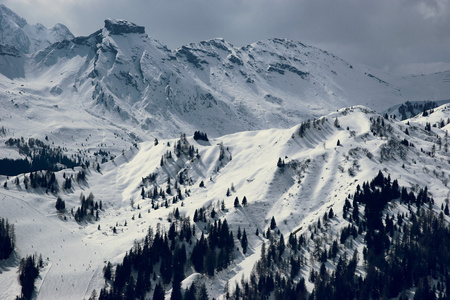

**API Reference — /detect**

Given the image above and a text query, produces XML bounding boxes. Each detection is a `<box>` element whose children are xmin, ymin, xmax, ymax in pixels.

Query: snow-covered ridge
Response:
<box><xmin>0</xmin><ymin>4</ymin><xmax>74</xmax><ymax>54</ymax></box>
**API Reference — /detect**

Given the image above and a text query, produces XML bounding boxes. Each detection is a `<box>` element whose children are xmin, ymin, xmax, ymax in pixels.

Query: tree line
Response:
<box><xmin>1</xmin><ymin>137</ymin><xmax>81</xmax><ymax>176</ymax></box>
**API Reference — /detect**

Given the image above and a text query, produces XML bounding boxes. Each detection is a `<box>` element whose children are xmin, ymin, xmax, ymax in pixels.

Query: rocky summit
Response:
<box><xmin>104</xmin><ymin>18</ymin><xmax>146</xmax><ymax>35</ymax></box>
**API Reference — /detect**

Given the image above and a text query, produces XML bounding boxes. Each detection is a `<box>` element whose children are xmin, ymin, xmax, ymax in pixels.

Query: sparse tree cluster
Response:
<box><xmin>74</xmin><ymin>192</ymin><xmax>102</xmax><ymax>222</ymax></box>
<box><xmin>1</xmin><ymin>137</ymin><xmax>81</xmax><ymax>176</ymax></box>
<box><xmin>16</xmin><ymin>254</ymin><xmax>41</xmax><ymax>300</ymax></box>
<box><xmin>277</xmin><ymin>157</ymin><xmax>286</xmax><ymax>168</ymax></box>
<box><xmin>12</xmin><ymin>170</ymin><xmax>59</xmax><ymax>193</ymax></box>
<box><xmin>173</xmin><ymin>134</ymin><xmax>198</xmax><ymax>159</ymax></box>
<box><xmin>370</xmin><ymin>116</ymin><xmax>393</xmax><ymax>137</ymax></box>
<box><xmin>398</xmin><ymin>100</ymin><xmax>437</xmax><ymax>120</ymax></box>
<box><xmin>193</xmin><ymin>131</ymin><xmax>208</xmax><ymax>142</ymax></box>
<box><xmin>298</xmin><ymin>118</ymin><xmax>327</xmax><ymax>138</ymax></box>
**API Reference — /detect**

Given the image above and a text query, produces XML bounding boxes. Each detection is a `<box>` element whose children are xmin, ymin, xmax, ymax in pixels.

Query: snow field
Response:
<box><xmin>0</xmin><ymin>105</ymin><xmax>449</xmax><ymax>299</ymax></box>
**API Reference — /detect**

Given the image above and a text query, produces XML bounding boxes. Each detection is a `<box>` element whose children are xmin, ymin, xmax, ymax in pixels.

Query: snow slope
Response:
<box><xmin>0</xmin><ymin>105</ymin><xmax>449</xmax><ymax>299</ymax></box>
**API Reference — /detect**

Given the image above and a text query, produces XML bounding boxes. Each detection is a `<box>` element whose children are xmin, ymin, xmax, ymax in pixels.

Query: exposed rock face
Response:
<box><xmin>0</xmin><ymin>4</ymin><xmax>30</xmax><ymax>53</ymax></box>
<box><xmin>0</xmin><ymin>44</ymin><xmax>24</xmax><ymax>78</ymax></box>
<box><xmin>0</xmin><ymin>44</ymin><xmax>21</xmax><ymax>57</ymax></box>
<box><xmin>104</xmin><ymin>19</ymin><xmax>145</xmax><ymax>35</ymax></box>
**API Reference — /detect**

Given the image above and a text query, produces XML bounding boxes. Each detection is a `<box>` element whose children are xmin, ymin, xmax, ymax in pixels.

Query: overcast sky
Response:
<box><xmin>4</xmin><ymin>0</ymin><xmax>450</xmax><ymax>74</ymax></box>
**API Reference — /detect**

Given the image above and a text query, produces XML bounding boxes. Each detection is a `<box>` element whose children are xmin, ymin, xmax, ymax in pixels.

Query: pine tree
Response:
<box><xmin>206</xmin><ymin>248</ymin><xmax>216</xmax><ymax>276</ymax></box>
<box><xmin>153</xmin><ymin>283</ymin><xmax>165</xmax><ymax>300</ymax></box>
<box><xmin>185</xmin><ymin>283</ymin><xmax>197</xmax><ymax>300</ymax></box>
<box><xmin>270</xmin><ymin>216</ymin><xmax>277</xmax><ymax>230</ymax></box>
<box><xmin>55</xmin><ymin>197</ymin><xmax>65</xmax><ymax>211</ymax></box>
<box><xmin>328</xmin><ymin>208</ymin><xmax>334</xmax><ymax>219</ymax></box>
<box><xmin>278</xmin><ymin>234</ymin><xmax>285</xmax><ymax>257</ymax></box>
<box><xmin>89</xmin><ymin>289</ymin><xmax>98</xmax><ymax>300</ymax></box>
<box><xmin>103</xmin><ymin>262</ymin><xmax>112</xmax><ymax>281</ymax></box>
<box><xmin>241</xmin><ymin>229</ymin><xmax>248</xmax><ymax>254</ymax></box>
<box><xmin>170</xmin><ymin>272</ymin><xmax>183</xmax><ymax>300</ymax></box>
<box><xmin>0</xmin><ymin>218</ymin><xmax>14</xmax><ymax>260</ymax></box>
<box><xmin>198</xmin><ymin>283</ymin><xmax>209</xmax><ymax>300</ymax></box>
<box><xmin>242</xmin><ymin>196</ymin><xmax>248</xmax><ymax>207</ymax></box>
<box><xmin>334</xmin><ymin>117</ymin><xmax>340</xmax><ymax>128</ymax></box>
<box><xmin>277</xmin><ymin>157</ymin><xmax>284</xmax><ymax>167</ymax></box>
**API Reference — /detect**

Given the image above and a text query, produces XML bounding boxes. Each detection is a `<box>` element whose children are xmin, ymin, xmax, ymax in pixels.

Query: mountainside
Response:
<box><xmin>0</xmin><ymin>104</ymin><xmax>449</xmax><ymax>299</ymax></box>
<box><xmin>1</xmin><ymin>5</ymin><xmax>450</xmax><ymax>300</ymax></box>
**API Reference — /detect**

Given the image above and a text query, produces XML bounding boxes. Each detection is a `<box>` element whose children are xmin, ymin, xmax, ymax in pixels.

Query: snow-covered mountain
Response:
<box><xmin>21</xmin><ymin>21</ymin><xmax>428</xmax><ymax>138</ymax></box>
<box><xmin>1</xmin><ymin>5</ymin><xmax>449</xmax><ymax>143</ymax></box>
<box><xmin>0</xmin><ymin>4</ymin><xmax>74</xmax><ymax>54</ymax></box>
<box><xmin>0</xmin><ymin>5</ymin><xmax>450</xmax><ymax>300</ymax></box>
<box><xmin>0</xmin><ymin>4</ymin><xmax>73</xmax><ymax>80</ymax></box>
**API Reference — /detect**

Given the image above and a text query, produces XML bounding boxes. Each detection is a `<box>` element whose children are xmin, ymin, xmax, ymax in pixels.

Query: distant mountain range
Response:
<box><xmin>1</xmin><ymin>4</ymin><xmax>449</xmax><ymax>142</ymax></box>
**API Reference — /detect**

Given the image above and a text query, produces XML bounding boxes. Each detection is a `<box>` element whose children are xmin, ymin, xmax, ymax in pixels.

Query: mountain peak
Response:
<box><xmin>196</xmin><ymin>37</ymin><xmax>232</xmax><ymax>49</ymax></box>
<box><xmin>0</xmin><ymin>4</ymin><xmax>27</xmax><ymax>28</ymax></box>
<box><xmin>0</xmin><ymin>5</ymin><xmax>74</xmax><ymax>54</ymax></box>
<box><xmin>51</xmin><ymin>23</ymin><xmax>72</xmax><ymax>34</ymax></box>
<box><xmin>104</xmin><ymin>18</ymin><xmax>145</xmax><ymax>35</ymax></box>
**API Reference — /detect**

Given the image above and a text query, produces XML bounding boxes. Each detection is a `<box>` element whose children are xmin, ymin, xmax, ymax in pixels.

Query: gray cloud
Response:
<box><xmin>4</xmin><ymin>0</ymin><xmax>450</xmax><ymax>73</ymax></box>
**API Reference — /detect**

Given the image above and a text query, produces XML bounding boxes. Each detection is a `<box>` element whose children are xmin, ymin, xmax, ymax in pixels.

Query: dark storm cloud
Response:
<box><xmin>4</xmin><ymin>0</ymin><xmax>450</xmax><ymax>73</ymax></box>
